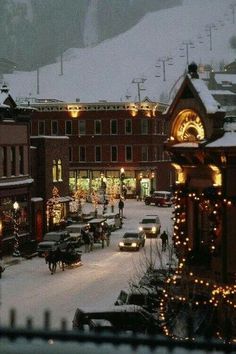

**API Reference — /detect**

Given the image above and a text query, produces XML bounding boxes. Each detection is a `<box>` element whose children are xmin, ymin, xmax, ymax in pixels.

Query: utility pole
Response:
<box><xmin>205</xmin><ymin>24</ymin><xmax>217</xmax><ymax>51</ymax></box>
<box><xmin>155</xmin><ymin>56</ymin><xmax>173</xmax><ymax>82</ymax></box>
<box><xmin>230</xmin><ymin>3</ymin><xmax>236</xmax><ymax>24</ymax></box>
<box><xmin>179</xmin><ymin>41</ymin><xmax>195</xmax><ymax>66</ymax></box>
<box><xmin>36</xmin><ymin>67</ymin><xmax>40</xmax><ymax>95</ymax></box>
<box><xmin>132</xmin><ymin>78</ymin><xmax>146</xmax><ymax>102</ymax></box>
<box><xmin>60</xmin><ymin>51</ymin><xmax>63</xmax><ymax>76</ymax></box>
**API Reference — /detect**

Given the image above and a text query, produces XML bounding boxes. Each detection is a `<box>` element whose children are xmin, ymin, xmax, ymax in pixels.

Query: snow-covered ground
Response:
<box><xmin>0</xmin><ymin>199</ymin><xmax>173</xmax><ymax>329</ymax></box>
<box><xmin>3</xmin><ymin>0</ymin><xmax>235</xmax><ymax>103</ymax></box>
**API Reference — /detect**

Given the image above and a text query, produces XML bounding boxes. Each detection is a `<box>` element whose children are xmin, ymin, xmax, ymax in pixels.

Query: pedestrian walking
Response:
<box><xmin>160</xmin><ymin>231</ymin><xmax>168</xmax><ymax>252</ymax></box>
<box><xmin>82</xmin><ymin>228</ymin><xmax>91</xmax><ymax>253</ymax></box>
<box><xmin>118</xmin><ymin>198</ymin><xmax>124</xmax><ymax>218</ymax></box>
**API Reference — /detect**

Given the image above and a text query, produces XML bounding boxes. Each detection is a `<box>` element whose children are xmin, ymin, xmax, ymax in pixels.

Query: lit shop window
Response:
<box><xmin>52</xmin><ymin>159</ymin><xmax>63</xmax><ymax>182</ymax></box>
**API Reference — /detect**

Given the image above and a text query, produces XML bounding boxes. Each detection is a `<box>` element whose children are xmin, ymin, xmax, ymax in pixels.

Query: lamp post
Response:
<box><xmin>12</xmin><ymin>201</ymin><xmax>21</xmax><ymax>257</ymax></box>
<box><xmin>120</xmin><ymin>168</ymin><xmax>125</xmax><ymax>198</ymax></box>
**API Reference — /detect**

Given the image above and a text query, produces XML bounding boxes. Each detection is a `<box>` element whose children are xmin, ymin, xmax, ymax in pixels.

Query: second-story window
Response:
<box><xmin>78</xmin><ymin>120</ymin><xmax>86</xmax><ymax>135</ymax></box>
<box><xmin>125</xmin><ymin>119</ymin><xmax>132</xmax><ymax>134</ymax></box>
<box><xmin>111</xmin><ymin>146</ymin><xmax>118</xmax><ymax>162</ymax></box>
<box><xmin>125</xmin><ymin>145</ymin><xmax>132</xmax><ymax>162</ymax></box>
<box><xmin>95</xmin><ymin>146</ymin><xmax>101</xmax><ymax>162</ymax></box>
<box><xmin>110</xmin><ymin>119</ymin><xmax>117</xmax><ymax>135</ymax></box>
<box><xmin>65</xmin><ymin>120</ymin><xmax>72</xmax><ymax>135</ymax></box>
<box><xmin>141</xmin><ymin>146</ymin><xmax>148</xmax><ymax>161</ymax></box>
<box><xmin>94</xmin><ymin>120</ymin><xmax>101</xmax><ymax>135</ymax></box>
<box><xmin>38</xmin><ymin>120</ymin><xmax>45</xmax><ymax>135</ymax></box>
<box><xmin>19</xmin><ymin>146</ymin><xmax>24</xmax><ymax>174</ymax></box>
<box><xmin>51</xmin><ymin>120</ymin><xmax>58</xmax><ymax>135</ymax></box>
<box><xmin>141</xmin><ymin>119</ymin><xmax>148</xmax><ymax>135</ymax></box>
<box><xmin>2</xmin><ymin>147</ymin><xmax>7</xmax><ymax>177</ymax></box>
<box><xmin>79</xmin><ymin>146</ymin><xmax>86</xmax><ymax>162</ymax></box>
<box><xmin>69</xmin><ymin>146</ymin><xmax>72</xmax><ymax>162</ymax></box>
<box><xmin>10</xmin><ymin>146</ymin><xmax>16</xmax><ymax>176</ymax></box>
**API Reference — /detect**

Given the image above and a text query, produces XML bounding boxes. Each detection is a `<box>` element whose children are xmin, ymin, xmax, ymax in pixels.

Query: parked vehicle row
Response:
<box><xmin>37</xmin><ymin>213</ymin><xmax>122</xmax><ymax>257</ymax></box>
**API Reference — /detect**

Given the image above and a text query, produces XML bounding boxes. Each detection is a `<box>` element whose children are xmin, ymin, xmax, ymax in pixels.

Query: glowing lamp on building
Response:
<box><xmin>208</xmin><ymin>164</ymin><xmax>222</xmax><ymax>187</ymax></box>
<box><xmin>67</xmin><ymin>105</ymin><xmax>80</xmax><ymax>118</ymax></box>
<box><xmin>172</xmin><ymin>109</ymin><xmax>205</xmax><ymax>142</ymax></box>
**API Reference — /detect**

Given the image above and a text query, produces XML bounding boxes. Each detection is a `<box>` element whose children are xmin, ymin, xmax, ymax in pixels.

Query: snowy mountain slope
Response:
<box><xmin>4</xmin><ymin>0</ymin><xmax>236</xmax><ymax>103</ymax></box>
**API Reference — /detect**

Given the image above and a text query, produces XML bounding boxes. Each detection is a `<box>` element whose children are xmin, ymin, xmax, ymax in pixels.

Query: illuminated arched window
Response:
<box><xmin>52</xmin><ymin>160</ymin><xmax>57</xmax><ymax>182</ymax></box>
<box><xmin>58</xmin><ymin>159</ymin><xmax>62</xmax><ymax>181</ymax></box>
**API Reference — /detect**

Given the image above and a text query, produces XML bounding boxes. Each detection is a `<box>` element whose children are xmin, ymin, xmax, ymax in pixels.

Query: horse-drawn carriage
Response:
<box><xmin>45</xmin><ymin>246</ymin><xmax>82</xmax><ymax>274</ymax></box>
<box><xmin>88</xmin><ymin>218</ymin><xmax>110</xmax><ymax>248</ymax></box>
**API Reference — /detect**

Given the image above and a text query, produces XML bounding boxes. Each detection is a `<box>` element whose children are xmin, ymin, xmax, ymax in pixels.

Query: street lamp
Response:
<box><xmin>12</xmin><ymin>201</ymin><xmax>21</xmax><ymax>257</ymax></box>
<box><xmin>120</xmin><ymin>168</ymin><xmax>125</xmax><ymax>197</ymax></box>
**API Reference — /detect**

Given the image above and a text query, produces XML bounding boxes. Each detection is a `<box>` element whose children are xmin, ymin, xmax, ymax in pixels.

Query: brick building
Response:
<box><xmin>30</xmin><ymin>99</ymin><xmax>174</xmax><ymax>200</ymax></box>
<box><xmin>0</xmin><ymin>84</ymin><xmax>34</xmax><ymax>254</ymax></box>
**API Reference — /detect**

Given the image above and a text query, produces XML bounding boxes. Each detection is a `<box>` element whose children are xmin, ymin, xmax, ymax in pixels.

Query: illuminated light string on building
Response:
<box><xmin>158</xmin><ymin>187</ymin><xmax>236</xmax><ymax>341</ymax></box>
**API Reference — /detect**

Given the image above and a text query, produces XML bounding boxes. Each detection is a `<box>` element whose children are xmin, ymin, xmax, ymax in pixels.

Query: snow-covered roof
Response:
<box><xmin>206</xmin><ymin>121</ymin><xmax>236</xmax><ymax>147</ymax></box>
<box><xmin>206</xmin><ymin>132</ymin><xmax>236</xmax><ymax>147</ymax></box>
<box><xmin>0</xmin><ymin>92</ymin><xmax>10</xmax><ymax>107</ymax></box>
<box><xmin>172</xmin><ymin>142</ymin><xmax>199</xmax><ymax>148</ymax></box>
<box><xmin>0</xmin><ymin>178</ymin><xmax>34</xmax><ymax>187</ymax></box>
<box><xmin>214</xmin><ymin>73</ymin><xmax>236</xmax><ymax>85</ymax></box>
<box><xmin>210</xmin><ymin>89</ymin><xmax>236</xmax><ymax>95</ymax></box>
<box><xmin>189</xmin><ymin>77</ymin><xmax>223</xmax><ymax>114</ymax></box>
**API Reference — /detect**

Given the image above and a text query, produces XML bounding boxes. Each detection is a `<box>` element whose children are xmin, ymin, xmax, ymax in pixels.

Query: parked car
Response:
<box><xmin>144</xmin><ymin>191</ymin><xmax>173</xmax><ymax>207</ymax></box>
<box><xmin>114</xmin><ymin>287</ymin><xmax>160</xmax><ymax>313</ymax></box>
<box><xmin>72</xmin><ymin>304</ymin><xmax>159</xmax><ymax>334</ymax></box>
<box><xmin>65</xmin><ymin>223</ymin><xmax>90</xmax><ymax>248</ymax></box>
<box><xmin>103</xmin><ymin>212</ymin><xmax>122</xmax><ymax>231</ymax></box>
<box><xmin>37</xmin><ymin>231</ymin><xmax>70</xmax><ymax>256</ymax></box>
<box><xmin>118</xmin><ymin>230</ymin><xmax>146</xmax><ymax>251</ymax></box>
<box><xmin>139</xmin><ymin>215</ymin><xmax>161</xmax><ymax>238</ymax></box>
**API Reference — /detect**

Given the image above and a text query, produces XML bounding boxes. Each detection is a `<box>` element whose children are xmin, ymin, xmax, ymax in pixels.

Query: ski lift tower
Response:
<box><xmin>132</xmin><ymin>77</ymin><xmax>146</xmax><ymax>102</ymax></box>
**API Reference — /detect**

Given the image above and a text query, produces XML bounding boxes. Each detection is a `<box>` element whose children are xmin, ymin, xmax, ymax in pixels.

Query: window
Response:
<box><xmin>125</xmin><ymin>145</ymin><xmax>132</xmax><ymax>161</ymax></box>
<box><xmin>110</xmin><ymin>119</ymin><xmax>117</xmax><ymax>135</ymax></box>
<box><xmin>51</xmin><ymin>120</ymin><xmax>58</xmax><ymax>135</ymax></box>
<box><xmin>153</xmin><ymin>147</ymin><xmax>157</xmax><ymax>161</ymax></box>
<box><xmin>95</xmin><ymin>146</ymin><xmax>101</xmax><ymax>162</ymax></box>
<box><xmin>125</xmin><ymin>119</ymin><xmax>132</xmax><ymax>134</ymax></box>
<box><xmin>65</xmin><ymin>120</ymin><xmax>72</xmax><ymax>135</ymax></box>
<box><xmin>2</xmin><ymin>147</ymin><xmax>7</xmax><ymax>176</ymax></box>
<box><xmin>78</xmin><ymin>120</ymin><xmax>86</xmax><ymax>135</ymax></box>
<box><xmin>94</xmin><ymin>120</ymin><xmax>101</xmax><ymax>135</ymax></box>
<box><xmin>52</xmin><ymin>160</ymin><xmax>57</xmax><ymax>182</ymax></box>
<box><xmin>111</xmin><ymin>146</ymin><xmax>118</xmax><ymax>162</ymax></box>
<box><xmin>58</xmin><ymin>159</ymin><xmax>62</xmax><ymax>181</ymax></box>
<box><xmin>19</xmin><ymin>146</ymin><xmax>24</xmax><ymax>174</ymax></box>
<box><xmin>69</xmin><ymin>147</ymin><xmax>72</xmax><ymax>162</ymax></box>
<box><xmin>10</xmin><ymin>146</ymin><xmax>16</xmax><ymax>175</ymax></box>
<box><xmin>79</xmin><ymin>146</ymin><xmax>86</xmax><ymax>162</ymax></box>
<box><xmin>141</xmin><ymin>146</ymin><xmax>148</xmax><ymax>161</ymax></box>
<box><xmin>141</xmin><ymin>119</ymin><xmax>148</xmax><ymax>135</ymax></box>
<box><xmin>52</xmin><ymin>159</ymin><xmax>63</xmax><ymax>182</ymax></box>
<box><xmin>38</xmin><ymin>121</ymin><xmax>45</xmax><ymax>135</ymax></box>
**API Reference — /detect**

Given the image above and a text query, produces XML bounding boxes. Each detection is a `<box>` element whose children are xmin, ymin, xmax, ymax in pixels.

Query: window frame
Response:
<box><xmin>51</xmin><ymin>120</ymin><xmax>58</xmax><ymax>136</ymax></box>
<box><xmin>125</xmin><ymin>145</ymin><xmax>132</xmax><ymax>162</ymax></box>
<box><xmin>111</xmin><ymin>145</ymin><xmax>118</xmax><ymax>162</ymax></box>
<box><xmin>125</xmin><ymin>119</ymin><xmax>132</xmax><ymax>135</ymax></box>
<box><xmin>110</xmin><ymin>119</ymin><xmax>118</xmax><ymax>135</ymax></box>
<box><xmin>94</xmin><ymin>120</ymin><xmax>102</xmax><ymax>135</ymax></box>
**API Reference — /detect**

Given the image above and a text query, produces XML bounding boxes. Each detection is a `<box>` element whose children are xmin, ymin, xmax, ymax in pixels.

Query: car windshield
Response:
<box><xmin>141</xmin><ymin>219</ymin><xmax>156</xmax><ymax>224</ymax></box>
<box><xmin>124</xmin><ymin>233</ymin><xmax>138</xmax><ymax>238</ymax></box>
<box><xmin>43</xmin><ymin>233</ymin><xmax>62</xmax><ymax>241</ymax></box>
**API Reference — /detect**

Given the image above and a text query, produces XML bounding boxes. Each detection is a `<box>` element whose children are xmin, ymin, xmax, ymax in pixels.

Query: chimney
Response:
<box><xmin>188</xmin><ymin>62</ymin><xmax>199</xmax><ymax>79</ymax></box>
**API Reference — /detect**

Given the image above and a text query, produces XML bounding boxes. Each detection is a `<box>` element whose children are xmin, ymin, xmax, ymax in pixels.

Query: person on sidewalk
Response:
<box><xmin>0</xmin><ymin>251</ymin><xmax>5</xmax><ymax>278</ymax></box>
<box><xmin>118</xmin><ymin>198</ymin><xmax>124</xmax><ymax>218</ymax></box>
<box><xmin>160</xmin><ymin>231</ymin><xmax>168</xmax><ymax>252</ymax></box>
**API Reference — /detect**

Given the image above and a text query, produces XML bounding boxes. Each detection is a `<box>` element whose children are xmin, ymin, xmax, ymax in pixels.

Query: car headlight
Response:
<box><xmin>131</xmin><ymin>243</ymin><xmax>137</xmax><ymax>247</ymax></box>
<box><xmin>152</xmin><ymin>226</ymin><xmax>157</xmax><ymax>232</ymax></box>
<box><xmin>119</xmin><ymin>242</ymin><xmax>124</xmax><ymax>247</ymax></box>
<box><xmin>139</xmin><ymin>226</ymin><xmax>143</xmax><ymax>231</ymax></box>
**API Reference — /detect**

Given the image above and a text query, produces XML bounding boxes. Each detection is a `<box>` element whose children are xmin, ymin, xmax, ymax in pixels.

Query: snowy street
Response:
<box><xmin>0</xmin><ymin>199</ymin><xmax>173</xmax><ymax>329</ymax></box>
